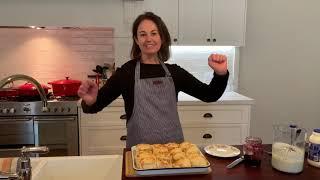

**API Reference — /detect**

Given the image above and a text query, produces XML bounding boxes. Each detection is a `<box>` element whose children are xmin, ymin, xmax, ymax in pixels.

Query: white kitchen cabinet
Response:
<box><xmin>212</xmin><ymin>0</ymin><xmax>247</xmax><ymax>46</ymax></box>
<box><xmin>182</xmin><ymin>124</ymin><xmax>248</xmax><ymax>147</ymax></box>
<box><xmin>134</xmin><ymin>0</ymin><xmax>179</xmax><ymax>44</ymax></box>
<box><xmin>178</xmin><ymin>0</ymin><xmax>212</xmax><ymax>45</ymax></box>
<box><xmin>178</xmin><ymin>0</ymin><xmax>247</xmax><ymax>46</ymax></box>
<box><xmin>79</xmin><ymin>106</ymin><xmax>128</xmax><ymax>155</ymax></box>
<box><xmin>81</xmin><ymin>126</ymin><xmax>127</xmax><ymax>155</ymax></box>
<box><xmin>79</xmin><ymin>96</ymin><xmax>252</xmax><ymax>155</ymax></box>
<box><xmin>178</xmin><ymin>104</ymin><xmax>251</xmax><ymax>146</ymax></box>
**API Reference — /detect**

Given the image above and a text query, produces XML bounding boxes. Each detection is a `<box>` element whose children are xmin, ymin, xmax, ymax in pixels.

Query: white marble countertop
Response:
<box><xmin>78</xmin><ymin>91</ymin><xmax>254</xmax><ymax>107</ymax></box>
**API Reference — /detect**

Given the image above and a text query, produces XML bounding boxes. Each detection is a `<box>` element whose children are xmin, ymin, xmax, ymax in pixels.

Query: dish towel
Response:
<box><xmin>0</xmin><ymin>158</ymin><xmax>18</xmax><ymax>178</ymax></box>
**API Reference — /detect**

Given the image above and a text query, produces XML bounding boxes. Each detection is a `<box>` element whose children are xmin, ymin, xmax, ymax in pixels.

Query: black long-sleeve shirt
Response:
<box><xmin>81</xmin><ymin>59</ymin><xmax>229</xmax><ymax>120</ymax></box>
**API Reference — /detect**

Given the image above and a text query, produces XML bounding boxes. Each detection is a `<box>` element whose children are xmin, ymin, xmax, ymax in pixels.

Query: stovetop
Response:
<box><xmin>0</xmin><ymin>95</ymin><xmax>80</xmax><ymax>116</ymax></box>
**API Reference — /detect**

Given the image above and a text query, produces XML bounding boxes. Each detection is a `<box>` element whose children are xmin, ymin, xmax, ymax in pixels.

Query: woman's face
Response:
<box><xmin>135</xmin><ymin>19</ymin><xmax>162</xmax><ymax>57</ymax></box>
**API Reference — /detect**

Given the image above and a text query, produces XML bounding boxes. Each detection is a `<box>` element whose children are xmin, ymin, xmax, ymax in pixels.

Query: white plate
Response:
<box><xmin>204</xmin><ymin>144</ymin><xmax>240</xmax><ymax>158</ymax></box>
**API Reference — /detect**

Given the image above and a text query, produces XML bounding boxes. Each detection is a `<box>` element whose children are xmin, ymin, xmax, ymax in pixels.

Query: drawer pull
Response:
<box><xmin>203</xmin><ymin>134</ymin><xmax>212</xmax><ymax>139</ymax></box>
<box><xmin>120</xmin><ymin>135</ymin><xmax>127</xmax><ymax>141</ymax></box>
<box><xmin>120</xmin><ymin>114</ymin><xmax>127</xmax><ymax>120</ymax></box>
<box><xmin>203</xmin><ymin>113</ymin><xmax>213</xmax><ymax>118</ymax></box>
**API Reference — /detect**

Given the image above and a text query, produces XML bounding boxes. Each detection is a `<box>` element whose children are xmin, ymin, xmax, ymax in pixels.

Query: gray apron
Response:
<box><xmin>126</xmin><ymin>60</ymin><xmax>184</xmax><ymax>147</ymax></box>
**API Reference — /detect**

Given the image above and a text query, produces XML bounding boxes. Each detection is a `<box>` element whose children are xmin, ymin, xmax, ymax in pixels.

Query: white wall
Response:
<box><xmin>240</xmin><ymin>0</ymin><xmax>320</xmax><ymax>143</ymax></box>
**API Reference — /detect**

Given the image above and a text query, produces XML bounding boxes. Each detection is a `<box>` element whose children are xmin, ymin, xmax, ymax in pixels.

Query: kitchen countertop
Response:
<box><xmin>78</xmin><ymin>91</ymin><xmax>254</xmax><ymax>107</ymax></box>
<box><xmin>121</xmin><ymin>145</ymin><xmax>320</xmax><ymax>180</ymax></box>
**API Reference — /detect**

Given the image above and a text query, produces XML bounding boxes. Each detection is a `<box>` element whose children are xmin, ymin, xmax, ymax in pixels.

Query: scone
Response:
<box><xmin>165</xmin><ymin>142</ymin><xmax>180</xmax><ymax>151</ymax></box>
<box><xmin>136</xmin><ymin>151</ymin><xmax>153</xmax><ymax>160</ymax></box>
<box><xmin>172</xmin><ymin>152</ymin><xmax>186</xmax><ymax>161</ymax></box>
<box><xmin>189</xmin><ymin>155</ymin><xmax>208</xmax><ymax>167</ymax></box>
<box><xmin>185</xmin><ymin>145</ymin><xmax>200</xmax><ymax>156</ymax></box>
<box><xmin>153</xmin><ymin>146</ymin><xmax>169</xmax><ymax>155</ymax></box>
<box><xmin>180</xmin><ymin>141</ymin><xmax>192</xmax><ymax>151</ymax></box>
<box><xmin>136</xmin><ymin>144</ymin><xmax>153</xmax><ymax>153</ymax></box>
<box><xmin>139</xmin><ymin>155</ymin><xmax>157</xmax><ymax>169</ymax></box>
<box><xmin>156</xmin><ymin>155</ymin><xmax>172</xmax><ymax>168</ymax></box>
<box><xmin>173</xmin><ymin>158</ymin><xmax>192</xmax><ymax>168</ymax></box>
<box><xmin>170</xmin><ymin>147</ymin><xmax>183</xmax><ymax>155</ymax></box>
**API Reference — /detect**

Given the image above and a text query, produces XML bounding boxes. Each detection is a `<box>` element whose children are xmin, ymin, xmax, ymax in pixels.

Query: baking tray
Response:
<box><xmin>131</xmin><ymin>146</ymin><xmax>211</xmax><ymax>176</ymax></box>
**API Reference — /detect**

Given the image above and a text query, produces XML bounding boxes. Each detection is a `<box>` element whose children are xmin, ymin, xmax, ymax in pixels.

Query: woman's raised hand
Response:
<box><xmin>208</xmin><ymin>54</ymin><xmax>228</xmax><ymax>75</ymax></box>
<box><xmin>77</xmin><ymin>80</ymin><xmax>98</xmax><ymax>106</ymax></box>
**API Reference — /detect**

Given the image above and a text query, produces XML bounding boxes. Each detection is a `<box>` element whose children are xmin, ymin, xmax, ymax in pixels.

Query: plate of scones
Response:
<box><xmin>131</xmin><ymin>142</ymin><xmax>211</xmax><ymax>176</ymax></box>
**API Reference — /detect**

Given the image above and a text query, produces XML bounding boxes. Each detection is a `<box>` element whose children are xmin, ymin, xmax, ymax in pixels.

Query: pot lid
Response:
<box><xmin>48</xmin><ymin>77</ymin><xmax>81</xmax><ymax>85</ymax></box>
<box><xmin>18</xmin><ymin>82</ymin><xmax>50</xmax><ymax>90</ymax></box>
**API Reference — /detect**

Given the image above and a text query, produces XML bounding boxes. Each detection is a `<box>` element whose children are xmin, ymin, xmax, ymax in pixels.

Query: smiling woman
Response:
<box><xmin>79</xmin><ymin>11</ymin><xmax>229</xmax><ymax>148</ymax></box>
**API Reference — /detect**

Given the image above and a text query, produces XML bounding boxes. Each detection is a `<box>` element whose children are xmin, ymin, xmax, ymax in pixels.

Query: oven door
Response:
<box><xmin>34</xmin><ymin>116</ymin><xmax>79</xmax><ymax>156</ymax></box>
<box><xmin>0</xmin><ymin>117</ymin><xmax>34</xmax><ymax>157</ymax></box>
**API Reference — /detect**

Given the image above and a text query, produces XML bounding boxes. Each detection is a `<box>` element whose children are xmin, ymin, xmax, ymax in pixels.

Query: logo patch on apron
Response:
<box><xmin>152</xmin><ymin>80</ymin><xmax>163</xmax><ymax>85</ymax></box>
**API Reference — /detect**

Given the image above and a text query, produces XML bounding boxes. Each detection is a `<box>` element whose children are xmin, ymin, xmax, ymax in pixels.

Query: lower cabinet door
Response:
<box><xmin>182</xmin><ymin>124</ymin><xmax>248</xmax><ymax>147</ymax></box>
<box><xmin>80</xmin><ymin>126</ymin><xmax>126</xmax><ymax>155</ymax></box>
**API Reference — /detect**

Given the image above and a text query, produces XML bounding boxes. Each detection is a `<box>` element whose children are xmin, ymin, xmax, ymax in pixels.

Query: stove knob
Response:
<box><xmin>9</xmin><ymin>108</ymin><xmax>16</xmax><ymax>114</ymax></box>
<box><xmin>61</xmin><ymin>107</ymin><xmax>65</xmax><ymax>112</ymax></box>
<box><xmin>23</xmin><ymin>107</ymin><xmax>30</xmax><ymax>112</ymax></box>
<box><xmin>47</xmin><ymin>108</ymin><xmax>51</xmax><ymax>112</ymax></box>
<box><xmin>67</xmin><ymin>107</ymin><xmax>71</xmax><ymax>112</ymax></box>
<box><xmin>54</xmin><ymin>108</ymin><xmax>58</xmax><ymax>112</ymax></box>
<box><xmin>2</xmin><ymin>108</ymin><xmax>8</xmax><ymax>114</ymax></box>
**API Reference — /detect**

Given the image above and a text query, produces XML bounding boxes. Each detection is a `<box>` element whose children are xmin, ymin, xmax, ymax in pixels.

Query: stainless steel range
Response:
<box><xmin>0</xmin><ymin>99</ymin><xmax>79</xmax><ymax>157</ymax></box>
<box><xmin>0</xmin><ymin>74</ymin><xmax>79</xmax><ymax>157</ymax></box>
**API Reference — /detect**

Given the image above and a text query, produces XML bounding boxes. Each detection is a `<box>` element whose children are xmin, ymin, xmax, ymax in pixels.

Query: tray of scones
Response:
<box><xmin>131</xmin><ymin>142</ymin><xmax>211</xmax><ymax>176</ymax></box>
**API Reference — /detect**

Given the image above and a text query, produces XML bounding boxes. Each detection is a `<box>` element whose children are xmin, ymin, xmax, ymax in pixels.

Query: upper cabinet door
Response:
<box><xmin>178</xmin><ymin>0</ymin><xmax>212</xmax><ymax>45</ymax></box>
<box><xmin>212</xmin><ymin>0</ymin><xmax>247</xmax><ymax>46</ymax></box>
<box><xmin>134</xmin><ymin>0</ymin><xmax>179</xmax><ymax>44</ymax></box>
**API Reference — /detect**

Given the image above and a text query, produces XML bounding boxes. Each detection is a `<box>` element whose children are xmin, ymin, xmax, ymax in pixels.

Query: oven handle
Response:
<box><xmin>0</xmin><ymin>118</ymin><xmax>33</xmax><ymax>122</ymax></box>
<box><xmin>0</xmin><ymin>148</ymin><xmax>21</xmax><ymax>152</ymax></box>
<box><xmin>34</xmin><ymin>117</ymin><xmax>76</xmax><ymax>121</ymax></box>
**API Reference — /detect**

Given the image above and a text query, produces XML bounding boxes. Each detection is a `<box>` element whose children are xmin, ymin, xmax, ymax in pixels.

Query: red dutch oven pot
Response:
<box><xmin>48</xmin><ymin>77</ymin><xmax>81</xmax><ymax>97</ymax></box>
<box><xmin>18</xmin><ymin>83</ymin><xmax>50</xmax><ymax>97</ymax></box>
<box><xmin>0</xmin><ymin>87</ymin><xmax>19</xmax><ymax>98</ymax></box>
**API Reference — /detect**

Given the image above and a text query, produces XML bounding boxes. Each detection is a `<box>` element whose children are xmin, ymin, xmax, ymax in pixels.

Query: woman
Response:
<box><xmin>78</xmin><ymin>12</ymin><xmax>229</xmax><ymax>148</ymax></box>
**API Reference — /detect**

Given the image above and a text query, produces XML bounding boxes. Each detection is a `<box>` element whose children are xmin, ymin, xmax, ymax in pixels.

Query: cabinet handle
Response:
<box><xmin>203</xmin><ymin>113</ymin><xmax>213</xmax><ymax>118</ymax></box>
<box><xmin>206</xmin><ymin>38</ymin><xmax>211</xmax><ymax>42</ymax></box>
<box><xmin>120</xmin><ymin>135</ymin><xmax>127</xmax><ymax>141</ymax></box>
<box><xmin>120</xmin><ymin>114</ymin><xmax>127</xmax><ymax>120</ymax></box>
<box><xmin>173</xmin><ymin>38</ymin><xmax>178</xmax><ymax>42</ymax></box>
<box><xmin>212</xmin><ymin>38</ymin><xmax>216</xmax><ymax>42</ymax></box>
<box><xmin>203</xmin><ymin>134</ymin><xmax>212</xmax><ymax>139</ymax></box>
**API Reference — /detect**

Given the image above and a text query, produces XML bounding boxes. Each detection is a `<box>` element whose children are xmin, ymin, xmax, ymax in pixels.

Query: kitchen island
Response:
<box><xmin>121</xmin><ymin>145</ymin><xmax>320</xmax><ymax>179</ymax></box>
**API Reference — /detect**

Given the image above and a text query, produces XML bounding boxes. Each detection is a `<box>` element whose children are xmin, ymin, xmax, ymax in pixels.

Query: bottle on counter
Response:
<box><xmin>307</xmin><ymin>128</ymin><xmax>320</xmax><ymax>168</ymax></box>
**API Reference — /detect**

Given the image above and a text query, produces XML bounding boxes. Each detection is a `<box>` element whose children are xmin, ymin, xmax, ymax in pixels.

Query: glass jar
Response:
<box><xmin>243</xmin><ymin>136</ymin><xmax>263</xmax><ymax>167</ymax></box>
<box><xmin>271</xmin><ymin>124</ymin><xmax>306</xmax><ymax>173</ymax></box>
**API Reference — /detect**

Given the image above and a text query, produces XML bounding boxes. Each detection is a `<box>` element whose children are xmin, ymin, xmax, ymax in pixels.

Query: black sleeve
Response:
<box><xmin>174</xmin><ymin>65</ymin><xmax>229</xmax><ymax>102</ymax></box>
<box><xmin>81</xmin><ymin>68</ymin><xmax>123</xmax><ymax>113</ymax></box>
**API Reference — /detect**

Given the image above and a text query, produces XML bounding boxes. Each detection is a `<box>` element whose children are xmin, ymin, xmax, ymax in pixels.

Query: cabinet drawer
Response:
<box><xmin>80</xmin><ymin>126</ymin><xmax>126</xmax><ymax>155</ymax></box>
<box><xmin>178</xmin><ymin>105</ymin><xmax>250</xmax><ymax>124</ymax></box>
<box><xmin>182</xmin><ymin>124</ymin><xmax>248</xmax><ymax>146</ymax></box>
<box><xmin>80</xmin><ymin>107</ymin><xmax>127</xmax><ymax>126</ymax></box>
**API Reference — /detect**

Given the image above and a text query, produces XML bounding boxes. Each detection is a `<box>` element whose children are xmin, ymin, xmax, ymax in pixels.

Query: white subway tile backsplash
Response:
<box><xmin>0</xmin><ymin>27</ymin><xmax>114</xmax><ymax>85</ymax></box>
